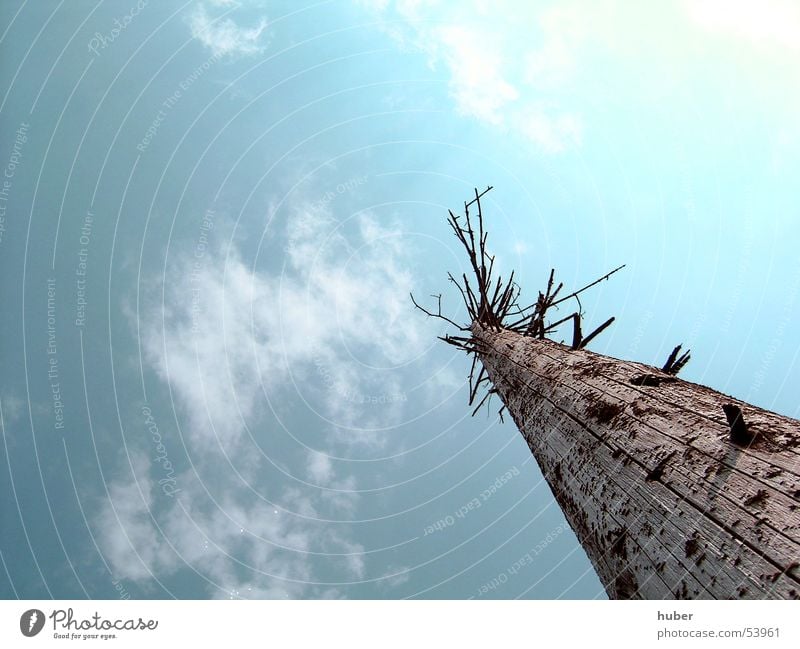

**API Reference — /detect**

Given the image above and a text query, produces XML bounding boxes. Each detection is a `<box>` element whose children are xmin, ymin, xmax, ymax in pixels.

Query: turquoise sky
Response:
<box><xmin>1</xmin><ymin>0</ymin><xmax>798</xmax><ymax>599</ymax></box>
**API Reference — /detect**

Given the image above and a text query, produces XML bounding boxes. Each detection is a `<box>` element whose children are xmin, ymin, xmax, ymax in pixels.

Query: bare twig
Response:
<box><xmin>551</xmin><ymin>264</ymin><xmax>626</xmax><ymax>308</ymax></box>
<box><xmin>471</xmin><ymin>388</ymin><xmax>494</xmax><ymax>417</ymax></box>
<box><xmin>410</xmin><ymin>292</ymin><xmax>468</xmax><ymax>331</ymax></box>
<box><xmin>579</xmin><ymin>316</ymin><xmax>616</xmax><ymax>349</ymax></box>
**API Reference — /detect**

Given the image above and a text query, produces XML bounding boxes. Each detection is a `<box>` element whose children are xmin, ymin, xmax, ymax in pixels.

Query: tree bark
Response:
<box><xmin>474</xmin><ymin>324</ymin><xmax>800</xmax><ymax>599</ymax></box>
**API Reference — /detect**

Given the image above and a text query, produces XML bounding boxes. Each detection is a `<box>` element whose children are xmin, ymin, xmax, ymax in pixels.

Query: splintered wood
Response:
<box><xmin>474</xmin><ymin>325</ymin><xmax>800</xmax><ymax>600</ymax></box>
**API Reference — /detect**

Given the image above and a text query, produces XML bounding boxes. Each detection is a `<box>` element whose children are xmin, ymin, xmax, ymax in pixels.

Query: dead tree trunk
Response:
<box><xmin>413</xmin><ymin>187</ymin><xmax>800</xmax><ymax>599</ymax></box>
<box><xmin>474</xmin><ymin>324</ymin><xmax>800</xmax><ymax>599</ymax></box>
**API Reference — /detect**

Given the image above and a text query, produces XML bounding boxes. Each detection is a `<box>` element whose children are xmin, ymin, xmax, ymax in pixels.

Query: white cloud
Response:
<box><xmin>140</xmin><ymin>205</ymin><xmax>432</xmax><ymax>453</ymax></box>
<box><xmin>307</xmin><ymin>451</ymin><xmax>333</xmax><ymax>485</ymax></box>
<box><xmin>95</xmin><ymin>452</ymin><xmax>175</xmax><ymax>583</ymax></box>
<box><xmin>361</xmin><ymin>0</ymin><xmax>800</xmax><ymax>153</ymax></box>
<box><xmin>685</xmin><ymin>0</ymin><xmax>800</xmax><ymax>50</ymax></box>
<box><xmin>523</xmin><ymin>6</ymin><xmax>586</xmax><ymax>87</ymax></box>
<box><xmin>101</xmin><ymin>199</ymin><xmax>440</xmax><ymax>596</ymax></box>
<box><xmin>362</xmin><ymin>0</ymin><xmax>585</xmax><ymax>153</ymax></box>
<box><xmin>377</xmin><ymin>565</ymin><xmax>411</xmax><ymax>588</ymax></box>
<box><xmin>0</xmin><ymin>393</ymin><xmax>25</xmax><ymax>424</ymax></box>
<box><xmin>140</xmin><ymin>250</ymin><xmax>265</xmax><ymax>455</ymax></box>
<box><xmin>95</xmin><ymin>450</ymin><xmax>366</xmax><ymax>598</ymax></box>
<box><xmin>188</xmin><ymin>4</ymin><xmax>269</xmax><ymax>58</ymax></box>
<box><xmin>517</xmin><ymin>107</ymin><xmax>582</xmax><ymax>154</ymax></box>
<box><xmin>132</xmin><ymin>204</ymin><xmax>454</xmax><ymax>540</ymax></box>
<box><xmin>281</xmin><ymin>209</ymin><xmax>425</xmax><ymax>368</ymax></box>
<box><xmin>435</xmin><ymin>25</ymin><xmax>519</xmax><ymax>126</ymax></box>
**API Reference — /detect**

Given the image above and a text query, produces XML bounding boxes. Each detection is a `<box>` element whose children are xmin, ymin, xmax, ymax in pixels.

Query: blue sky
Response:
<box><xmin>1</xmin><ymin>0</ymin><xmax>799</xmax><ymax>599</ymax></box>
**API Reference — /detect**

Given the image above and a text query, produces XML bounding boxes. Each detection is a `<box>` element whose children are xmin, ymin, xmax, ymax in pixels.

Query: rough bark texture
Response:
<box><xmin>474</xmin><ymin>325</ymin><xmax>800</xmax><ymax>599</ymax></box>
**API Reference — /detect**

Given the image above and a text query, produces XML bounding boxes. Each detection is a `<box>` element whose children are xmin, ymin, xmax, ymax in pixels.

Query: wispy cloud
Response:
<box><xmin>188</xmin><ymin>3</ymin><xmax>269</xmax><ymax>58</ymax></box>
<box><xmin>360</xmin><ymin>0</ymin><xmax>586</xmax><ymax>153</ymax></box>
<box><xmin>95</xmin><ymin>452</ymin><xmax>172</xmax><ymax>584</ymax></box>
<box><xmin>434</xmin><ymin>24</ymin><xmax>519</xmax><ymax>126</ymax></box>
<box><xmin>0</xmin><ymin>392</ymin><xmax>25</xmax><ymax>424</ymax></box>
<box><xmin>306</xmin><ymin>451</ymin><xmax>333</xmax><ymax>484</ymax></box>
<box><xmin>140</xmin><ymin>203</ymin><xmax>432</xmax><ymax>452</ymax></box>
<box><xmin>95</xmin><ymin>452</ymin><xmax>361</xmax><ymax>598</ymax></box>
<box><xmin>361</xmin><ymin>0</ymin><xmax>800</xmax><ymax>153</ymax></box>
<box><xmin>98</xmin><ymin>198</ymin><xmax>440</xmax><ymax>597</ymax></box>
